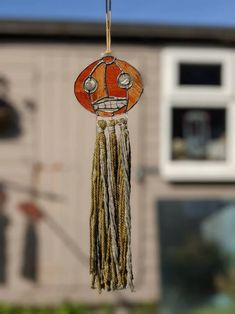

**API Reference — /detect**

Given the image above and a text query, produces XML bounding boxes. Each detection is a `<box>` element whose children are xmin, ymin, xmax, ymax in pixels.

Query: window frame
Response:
<box><xmin>160</xmin><ymin>48</ymin><xmax>235</xmax><ymax>182</ymax></box>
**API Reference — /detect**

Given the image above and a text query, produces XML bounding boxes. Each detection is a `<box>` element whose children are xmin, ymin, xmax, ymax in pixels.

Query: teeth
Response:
<box><xmin>93</xmin><ymin>99</ymin><xmax>127</xmax><ymax>111</ymax></box>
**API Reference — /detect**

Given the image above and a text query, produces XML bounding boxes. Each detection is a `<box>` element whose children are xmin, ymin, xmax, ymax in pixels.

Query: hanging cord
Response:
<box><xmin>105</xmin><ymin>0</ymin><xmax>112</xmax><ymax>54</ymax></box>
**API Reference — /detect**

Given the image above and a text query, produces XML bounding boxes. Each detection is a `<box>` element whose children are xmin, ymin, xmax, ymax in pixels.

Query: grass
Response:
<box><xmin>0</xmin><ymin>303</ymin><xmax>157</xmax><ymax>314</ymax></box>
<box><xmin>188</xmin><ymin>305</ymin><xmax>235</xmax><ymax>314</ymax></box>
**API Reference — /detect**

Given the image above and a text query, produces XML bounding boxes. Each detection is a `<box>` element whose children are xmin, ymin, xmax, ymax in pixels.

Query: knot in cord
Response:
<box><xmin>118</xmin><ymin>118</ymin><xmax>128</xmax><ymax>130</ymax></box>
<box><xmin>108</xmin><ymin>120</ymin><xmax>116</xmax><ymax>133</ymax></box>
<box><xmin>97</xmin><ymin>120</ymin><xmax>107</xmax><ymax>133</ymax></box>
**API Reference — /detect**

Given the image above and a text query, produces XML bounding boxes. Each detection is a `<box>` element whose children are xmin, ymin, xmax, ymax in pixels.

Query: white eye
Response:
<box><xmin>118</xmin><ymin>73</ymin><xmax>133</xmax><ymax>89</ymax></box>
<box><xmin>83</xmin><ymin>77</ymin><xmax>98</xmax><ymax>93</ymax></box>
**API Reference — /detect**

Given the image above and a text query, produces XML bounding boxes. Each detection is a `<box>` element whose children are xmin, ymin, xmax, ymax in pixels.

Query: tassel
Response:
<box><xmin>117</xmin><ymin>117</ymin><xmax>134</xmax><ymax>291</ymax></box>
<box><xmin>90</xmin><ymin>119</ymin><xmax>108</xmax><ymax>292</ymax></box>
<box><xmin>90</xmin><ymin>116</ymin><xmax>134</xmax><ymax>292</ymax></box>
<box><xmin>105</xmin><ymin>119</ymin><xmax>119</xmax><ymax>290</ymax></box>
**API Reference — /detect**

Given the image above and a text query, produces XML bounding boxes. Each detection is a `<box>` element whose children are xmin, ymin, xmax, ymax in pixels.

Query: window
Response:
<box><xmin>160</xmin><ymin>48</ymin><xmax>234</xmax><ymax>181</ymax></box>
<box><xmin>179</xmin><ymin>63</ymin><xmax>222</xmax><ymax>86</ymax></box>
<box><xmin>158</xmin><ymin>199</ymin><xmax>235</xmax><ymax>314</ymax></box>
<box><xmin>172</xmin><ymin>108</ymin><xmax>226</xmax><ymax>161</ymax></box>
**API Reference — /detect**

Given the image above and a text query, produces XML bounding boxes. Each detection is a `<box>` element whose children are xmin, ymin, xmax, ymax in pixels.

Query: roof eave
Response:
<box><xmin>0</xmin><ymin>20</ymin><xmax>234</xmax><ymax>44</ymax></box>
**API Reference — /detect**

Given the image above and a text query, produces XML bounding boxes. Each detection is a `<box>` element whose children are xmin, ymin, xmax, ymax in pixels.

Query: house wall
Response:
<box><xmin>0</xmin><ymin>43</ymin><xmax>160</xmax><ymax>305</ymax></box>
<box><xmin>1</xmin><ymin>40</ymin><xmax>235</xmax><ymax>306</ymax></box>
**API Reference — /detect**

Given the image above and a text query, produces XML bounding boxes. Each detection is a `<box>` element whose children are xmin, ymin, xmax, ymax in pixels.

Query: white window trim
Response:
<box><xmin>160</xmin><ymin>47</ymin><xmax>235</xmax><ymax>182</ymax></box>
<box><xmin>162</xmin><ymin>48</ymin><xmax>233</xmax><ymax>97</ymax></box>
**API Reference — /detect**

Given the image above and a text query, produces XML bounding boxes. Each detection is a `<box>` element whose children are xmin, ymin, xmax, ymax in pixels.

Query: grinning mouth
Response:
<box><xmin>93</xmin><ymin>97</ymin><xmax>127</xmax><ymax>112</ymax></box>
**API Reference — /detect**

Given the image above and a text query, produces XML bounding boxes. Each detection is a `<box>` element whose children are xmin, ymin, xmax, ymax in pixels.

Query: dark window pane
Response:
<box><xmin>172</xmin><ymin>108</ymin><xmax>226</xmax><ymax>161</ymax></box>
<box><xmin>179</xmin><ymin>63</ymin><xmax>222</xmax><ymax>86</ymax></box>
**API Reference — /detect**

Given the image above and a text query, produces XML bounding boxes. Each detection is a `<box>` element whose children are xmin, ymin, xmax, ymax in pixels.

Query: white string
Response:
<box><xmin>106</xmin><ymin>0</ymin><xmax>112</xmax><ymax>54</ymax></box>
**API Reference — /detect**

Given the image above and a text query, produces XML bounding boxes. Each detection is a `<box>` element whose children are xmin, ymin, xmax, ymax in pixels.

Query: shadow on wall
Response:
<box><xmin>0</xmin><ymin>76</ymin><xmax>21</xmax><ymax>139</ymax></box>
<box><xmin>0</xmin><ymin>183</ymin><xmax>9</xmax><ymax>284</ymax></box>
<box><xmin>21</xmin><ymin>219</ymin><xmax>38</xmax><ymax>282</ymax></box>
<box><xmin>0</xmin><ymin>74</ymin><xmax>22</xmax><ymax>284</ymax></box>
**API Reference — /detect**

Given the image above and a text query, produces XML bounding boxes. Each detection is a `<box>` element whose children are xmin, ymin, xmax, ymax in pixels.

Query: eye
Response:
<box><xmin>118</xmin><ymin>73</ymin><xmax>133</xmax><ymax>89</ymax></box>
<box><xmin>83</xmin><ymin>77</ymin><xmax>98</xmax><ymax>93</ymax></box>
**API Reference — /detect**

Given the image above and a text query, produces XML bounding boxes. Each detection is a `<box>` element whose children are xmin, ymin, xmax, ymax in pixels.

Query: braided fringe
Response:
<box><xmin>90</xmin><ymin>117</ymin><xmax>133</xmax><ymax>292</ymax></box>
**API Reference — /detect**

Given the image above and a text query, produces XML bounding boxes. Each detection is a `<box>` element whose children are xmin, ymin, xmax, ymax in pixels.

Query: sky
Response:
<box><xmin>0</xmin><ymin>0</ymin><xmax>234</xmax><ymax>27</ymax></box>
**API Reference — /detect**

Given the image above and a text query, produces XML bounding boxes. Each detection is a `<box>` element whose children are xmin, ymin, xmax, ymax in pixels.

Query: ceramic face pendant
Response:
<box><xmin>74</xmin><ymin>56</ymin><xmax>143</xmax><ymax>117</ymax></box>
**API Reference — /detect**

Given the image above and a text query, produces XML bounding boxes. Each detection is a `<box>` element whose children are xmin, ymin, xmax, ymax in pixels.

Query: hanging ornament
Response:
<box><xmin>74</xmin><ymin>0</ymin><xmax>143</xmax><ymax>292</ymax></box>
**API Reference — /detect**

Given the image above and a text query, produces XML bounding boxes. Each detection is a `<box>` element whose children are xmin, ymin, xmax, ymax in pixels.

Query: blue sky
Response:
<box><xmin>0</xmin><ymin>0</ymin><xmax>235</xmax><ymax>27</ymax></box>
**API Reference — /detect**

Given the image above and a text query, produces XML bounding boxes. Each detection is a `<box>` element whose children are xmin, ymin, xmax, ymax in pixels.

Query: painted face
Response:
<box><xmin>74</xmin><ymin>56</ymin><xmax>143</xmax><ymax>117</ymax></box>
